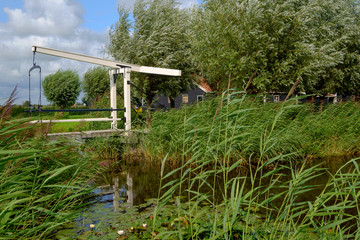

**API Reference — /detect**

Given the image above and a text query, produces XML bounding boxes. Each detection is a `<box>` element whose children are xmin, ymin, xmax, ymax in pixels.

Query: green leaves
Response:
<box><xmin>43</xmin><ymin>69</ymin><xmax>81</xmax><ymax>108</ymax></box>
<box><xmin>142</xmin><ymin>89</ymin><xmax>360</xmax><ymax>238</ymax></box>
<box><xmin>108</xmin><ymin>0</ymin><xmax>193</xmax><ymax>121</ymax></box>
<box><xmin>0</xmin><ymin>105</ymin><xmax>95</xmax><ymax>238</ymax></box>
<box><xmin>191</xmin><ymin>0</ymin><xmax>360</xmax><ymax>94</ymax></box>
<box><xmin>83</xmin><ymin>66</ymin><xmax>110</xmax><ymax>103</ymax></box>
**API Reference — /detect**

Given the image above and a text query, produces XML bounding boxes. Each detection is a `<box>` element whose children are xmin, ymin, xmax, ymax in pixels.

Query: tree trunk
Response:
<box><xmin>146</xmin><ymin>98</ymin><xmax>152</xmax><ymax>128</ymax></box>
<box><xmin>145</xmin><ymin>77</ymin><xmax>154</xmax><ymax>128</ymax></box>
<box><xmin>170</xmin><ymin>97</ymin><xmax>175</xmax><ymax>108</ymax></box>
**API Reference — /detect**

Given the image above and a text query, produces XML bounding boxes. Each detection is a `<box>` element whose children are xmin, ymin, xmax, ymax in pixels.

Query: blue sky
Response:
<box><xmin>0</xmin><ymin>0</ymin><xmax>199</xmax><ymax>104</ymax></box>
<box><xmin>0</xmin><ymin>0</ymin><xmax>120</xmax><ymax>31</ymax></box>
<box><xmin>79</xmin><ymin>0</ymin><xmax>119</xmax><ymax>31</ymax></box>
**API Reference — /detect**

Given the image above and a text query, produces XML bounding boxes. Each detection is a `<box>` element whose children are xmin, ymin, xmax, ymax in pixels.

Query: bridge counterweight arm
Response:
<box><xmin>31</xmin><ymin>45</ymin><xmax>182</xmax><ymax>132</ymax></box>
<box><xmin>32</xmin><ymin>46</ymin><xmax>181</xmax><ymax>76</ymax></box>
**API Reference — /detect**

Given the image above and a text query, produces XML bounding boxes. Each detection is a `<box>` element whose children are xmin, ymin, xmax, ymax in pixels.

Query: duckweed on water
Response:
<box><xmin>55</xmin><ymin>196</ymin><xmax>340</xmax><ymax>240</ymax></box>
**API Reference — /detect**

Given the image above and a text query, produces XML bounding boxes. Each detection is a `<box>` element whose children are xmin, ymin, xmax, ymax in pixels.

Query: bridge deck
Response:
<box><xmin>46</xmin><ymin>129</ymin><xmax>147</xmax><ymax>141</ymax></box>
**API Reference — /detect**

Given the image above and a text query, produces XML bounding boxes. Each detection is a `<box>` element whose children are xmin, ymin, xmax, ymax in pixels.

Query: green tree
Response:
<box><xmin>308</xmin><ymin>0</ymin><xmax>360</xmax><ymax>95</ymax></box>
<box><xmin>83</xmin><ymin>66</ymin><xmax>110</xmax><ymax>103</ymax></box>
<box><xmin>191</xmin><ymin>0</ymin><xmax>360</xmax><ymax>95</ymax></box>
<box><xmin>43</xmin><ymin>69</ymin><xmax>80</xmax><ymax>108</ymax></box>
<box><xmin>22</xmin><ymin>100</ymin><xmax>30</xmax><ymax>107</ymax></box>
<box><xmin>108</xmin><ymin>0</ymin><xmax>193</xmax><ymax>126</ymax></box>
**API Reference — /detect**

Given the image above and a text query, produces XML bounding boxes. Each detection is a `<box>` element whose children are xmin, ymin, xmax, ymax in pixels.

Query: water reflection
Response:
<box><xmin>126</xmin><ymin>172</ymin><xmax>134</xmax><ymax>206</ymax></box>
<box><xmin>97</xmin><ymin>157</ymin><xmax>353</xmax><ymax>212</ymax></box>
<box><xmin>112</xmin><ymin>176</ymin><xmax>120</xmax><ymax>211</ymax></box>
<box><xmin>96</xmin><ymin>164</ymin><xmax>161</xmax><ymax>211</ymax></box>
<box><xmin>109</xmin><ymin>172</ymin><xmax>134</xmax><ymax>211</ymax></box>
<box><xmin>71</xmin><ymin>157</ymin><xmax>359</xmax><ymax>237</ymax></box>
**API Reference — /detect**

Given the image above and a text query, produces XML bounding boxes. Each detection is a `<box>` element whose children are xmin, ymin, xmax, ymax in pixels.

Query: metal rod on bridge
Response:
<box><xmin>25</xmin><ymin>108</ymin><xmax>125</xmax><ymax>113</ymax></box>
<box><xmin>31</xmin><ymin>46</ymin><xmax>182</xmax><ymax>133</ymax></box>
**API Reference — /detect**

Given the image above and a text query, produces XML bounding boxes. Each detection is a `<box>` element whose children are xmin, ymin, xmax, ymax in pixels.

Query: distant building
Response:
<box><xmin>264</xmin><ymin>92</ymin><xmax>343</xmax><ymax>104</ymax></box>
<box><xmin>153</xmin><ymin>79</ymin><xmax>213</xmax><ymax>109</ymax></box>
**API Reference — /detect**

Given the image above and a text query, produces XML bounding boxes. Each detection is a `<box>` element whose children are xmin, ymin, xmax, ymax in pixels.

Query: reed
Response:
<box><xmin>82</xmin><ymin>137</ymin><xmax>124</xmax><ymax>172</ymax></box>
<box><xmin>144</xmin><ymin>92</ymin><xmax>360</xmax><ymax>163</ymax></box>
<box><xmin>0</xmin><ymin>97</ymin><xmax>95</xmax><ymax>239</ymax></box>
<box><xmin>149</xmin><ymin>90</ymin><xmax>360</xmax><ymax>239</ymax></box>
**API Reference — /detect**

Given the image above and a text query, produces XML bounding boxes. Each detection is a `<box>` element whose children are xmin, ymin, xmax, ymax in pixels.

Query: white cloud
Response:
<box><xmin>4</xmin><ymin>0</ymin><xmax>84</xmax><ymax>36</ymax></box>
<box><xmin>0</xmin><ymin>0</ymin><xmax>199</xmax><ymax>105</ymax></box>
<box><xmin>0</xmin><ymin>0</ymin><xmax>108</xmax><ymax>105</ymax></box>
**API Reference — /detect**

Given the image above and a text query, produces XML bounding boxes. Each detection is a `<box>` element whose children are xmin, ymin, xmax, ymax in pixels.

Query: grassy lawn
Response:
<box><xmin>44</xmin><ymin>114</ymin><xmax>112</xmax><ymax>133</ymax></box>
<box><xmin>49</xmin><ymin>122</ymin><xmax>89</xmax><ymax>133</ymax></box>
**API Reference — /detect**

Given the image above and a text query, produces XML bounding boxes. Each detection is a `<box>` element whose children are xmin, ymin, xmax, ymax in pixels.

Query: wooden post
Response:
<box><xmin>32</xmin><ymin>46</ymin><xmax>181</xmax><ymax>133</ymax></box>
<box><xmin>113</xmin><ymin>176</ymin><xmax>119</xmax><ymax>212</ymax></box>
<box><xmin>109</xmin><ymin>69</ymin><xmax>117</xmax><ymax>129</ymax></box>
<box><xmin>123</xmin><ymin>68</ymin><xmax>131</xmax><ymax>131</ymax></box>
<box><xmin>126</xmin><ymin>172</ymin><xmax>133</xmax><ymax>206</ymax></box>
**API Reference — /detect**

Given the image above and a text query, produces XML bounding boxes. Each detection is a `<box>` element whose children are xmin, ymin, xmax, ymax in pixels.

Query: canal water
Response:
<box><xmin>55</xmin><ymin>156</ymin><xmax>358</xmax><ymax>239</ymax></box>
<box><xmin>55</xmin><ymin>163</ymin><xmax>163</xmax><ymax>239</ymax></box>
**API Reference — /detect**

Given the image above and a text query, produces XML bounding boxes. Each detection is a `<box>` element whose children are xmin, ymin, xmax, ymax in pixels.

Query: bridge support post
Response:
<box><xmin>109</xmin><ymin>69</ymin><xmax>118</xmax><ymax>129</ymax></box>
<box><xmin>31</xmin><ymin>46</ymin><xmax>181</xmax><ymax>133</ymax></box>
<box><xmin>123</xmin><ymin>68</ymin><xmax>131</xmax><ymax>131</ymax></box>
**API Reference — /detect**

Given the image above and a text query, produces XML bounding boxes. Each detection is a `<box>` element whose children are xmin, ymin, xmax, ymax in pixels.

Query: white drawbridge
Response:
<box><xmin>31</xmin><ymin>46</ymin><xmax>181</xmax><ymax>132</ymax></box>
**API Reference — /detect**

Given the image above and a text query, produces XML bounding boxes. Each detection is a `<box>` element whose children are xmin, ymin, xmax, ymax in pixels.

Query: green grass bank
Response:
<box><xmin>142</xmin><ymin>91</ymin><xmax>360</xmax><ymax>164</ymax></box>
<box><xmin>130</xmin><ymin>90</ymin><xmax>360</xmax><ymax>239</ymax></box>
<box><xmin>0</xmin><ymin>99</ymin><xmax>98</xmax><ymax>239</ymax></box>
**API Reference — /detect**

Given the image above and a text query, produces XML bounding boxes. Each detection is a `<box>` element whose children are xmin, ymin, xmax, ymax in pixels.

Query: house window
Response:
<box><xmin>274</xmin><ymin>95</ymin><xmax>280</xmax><ymax>102</ymax></box>
<box><xmin>197</xmin><ymin>95</ymin><xmax>203</xmax><ymax>102</ymax></box>
<box><xmin>182</xmin><ymin>94</ymin><xmax>188</xmax><ymax>104</ymax></box>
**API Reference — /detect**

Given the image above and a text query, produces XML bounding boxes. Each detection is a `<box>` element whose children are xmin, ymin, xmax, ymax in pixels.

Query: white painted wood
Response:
<box><xmin>29</xmin><ymin>118</ymin><xmax>116</xmax><ymax>124</ymax></box>
<box><xmin>123</xmin><ymin>68</ymin><xmax>131</xmax><ymax>131</ymax></box>
<box><xmin>32</xmin><ymin>46</ymin><xmax>181</xmax><ymax>76</ymax></box>
<box><xmin>32</xmin><ymin>46</ymin><xmax>139</xmax><ymax>70</ymax></box>
<box><xmin>110</xmin><ymin>69</ymin><xmax>118</xmax><ymax>129</ymax></box>
<box><xmin>139</xmin><ymin>66</ymin><xmax>181</xmax><ymax>76</ymax></box>
<box><xmin>32</xmin><ymin>45</ymin><xmax>182</xmax><ymax>133</ymax></box>
<box><xmin>46</xmin><ymin>129</ymin><xmax>125</xmax><ymax>140</ymax></box>
<box><xmin>46</xmin><ymin>129</ymin><xmax>148</xmax><ymax>140</ymax></box>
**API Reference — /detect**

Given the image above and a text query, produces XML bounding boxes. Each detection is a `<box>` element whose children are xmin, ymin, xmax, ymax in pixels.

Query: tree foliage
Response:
<box><xmin>43</xmin><ymin>69</ymin><xmax>80</xmax><ymax>108</ymax></box>
<box><xmin>108</xmin><ymin>0</ymin><xmax>193</xmax><ymax>125</ymax></box>
<box><xmin>83</xmin><ymin>66</ymin><xmax>110</xmax><ymax>103</ymax></box>
<box><xmin>107</xmin><ymin>0</ymin><xmax>360</xmax><ymax>127</ymax></box>
<box><xmin>191</xmin><ymin>0</ymin><xmax>360</xmax><ymax>95</ymax></box>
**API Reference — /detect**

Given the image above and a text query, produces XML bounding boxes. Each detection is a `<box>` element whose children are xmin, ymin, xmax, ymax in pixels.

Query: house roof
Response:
<box><xmin>195</xmin><ymin>79</ymin><xmax>212</xmax><ymax>93</ymax></box>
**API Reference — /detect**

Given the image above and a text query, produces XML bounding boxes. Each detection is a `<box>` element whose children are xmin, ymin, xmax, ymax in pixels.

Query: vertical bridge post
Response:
<box><xmin>109</xmin><ymin>69</ymin><xmax>118</xmax><ymax>129</ymax></box>
<box><xmin>123</xmin><ymin>67</ymin><xmax>131</xmax><ymax>131</ymax></box>
<box><xmin>32</xmin><ymin>46</ymin><xmax>181</xmax><ymax>133</ymax></box>
<box><xmin>109</xmin><ymin>67</ymin><xmax>131</xmax><ymax>131</ymax></box>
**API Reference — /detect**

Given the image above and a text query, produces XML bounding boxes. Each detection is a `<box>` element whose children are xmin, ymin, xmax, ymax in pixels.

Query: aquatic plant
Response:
<box><xmin>143</xmin><ymin>91</ymin><xmax>360</xmax><ymax>163</ymax></box>
<box><xmin>149</xmin><ymin>90</ymin><xmax>360</xmax><ymax>239</ymax></box>
<box><xmin>82</xmin><ymin>137</ymin><xmax>124</xmax><ymax>173</ymax></box>
<box><xmin>0</xmin><ymin>93</ymin><xmax>95</xmax><ymax>239</ymax></box>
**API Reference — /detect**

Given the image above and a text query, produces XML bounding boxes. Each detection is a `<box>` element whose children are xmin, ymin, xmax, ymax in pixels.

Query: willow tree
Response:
<box><xmin>108</xmin><ymin>0</ymin><xmax>192</xmax><ymax>126</ymax></box>
<box><xmin>308</xmin><ymin>0</ymin><xmax>360</xmax><ymax>96</ymax></box>
<box><xmin>43</xmin><ymin>69</ymin><xmax>80</xmax><ymax>108</ymax></box>
<box><xmin>191</xmin><ymin>0</ymin><xmax>360</xmax><ymax>95</ymax></box>
<box><xmin>83</xmin><ymin>66</ymin><xmax>110</xmax><ymax>103</ymax></box>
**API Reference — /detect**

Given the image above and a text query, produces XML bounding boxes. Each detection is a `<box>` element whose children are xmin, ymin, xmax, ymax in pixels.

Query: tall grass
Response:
<box><xmin>149</xmin><ymin>90</ymin><xmax>360</xmax><ymax>239</ymax></box>
<box><xmin>0</xmin><ymin>95</ymin><xmax>95</xmax><ymax>239</ymax></box>
<box><xmin>144</xmin><ymin>92</ymin><xmax>360</xmax><ymax>163</ymax></box>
